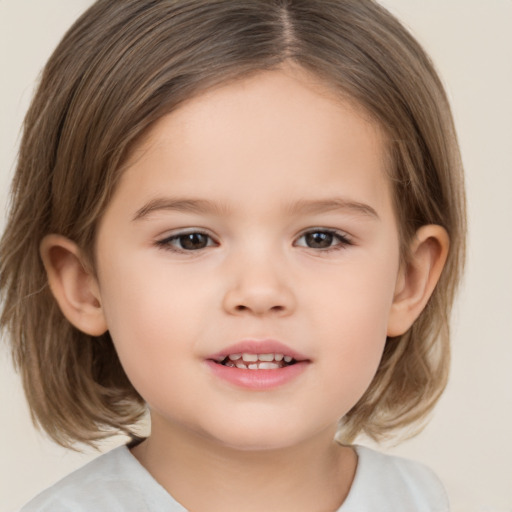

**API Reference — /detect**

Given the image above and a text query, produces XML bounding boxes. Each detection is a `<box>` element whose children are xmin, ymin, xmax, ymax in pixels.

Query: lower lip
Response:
<box><xmin>205</xmin><ymin>360</ymin><xmax>309</xmax><ymax>390</ymax></box>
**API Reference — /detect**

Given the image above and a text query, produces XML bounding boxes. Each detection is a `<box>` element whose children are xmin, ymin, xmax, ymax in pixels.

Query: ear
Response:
<box><xmin>40</xmin><ymin>234</ymin><xmax>108</xmax><ymax>336</ymax></box>
<box><xmin>387</xmin><ymin>225</ymin><xmax>449</xmax><ymax>337</ymax></box>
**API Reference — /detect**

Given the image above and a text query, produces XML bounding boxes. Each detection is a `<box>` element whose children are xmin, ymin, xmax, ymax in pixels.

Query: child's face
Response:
<box><xmin>93</xmin><ymin>67</ymin><xmax>402</xmax><ymax>450</ymax></box>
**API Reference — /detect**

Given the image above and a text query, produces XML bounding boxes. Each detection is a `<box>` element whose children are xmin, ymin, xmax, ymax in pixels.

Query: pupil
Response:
<box><xmin>306</xmin><ymin>232</ymin><xmax>333</xmax><ymax>248</ymax></box>
<box><xmin>180</xmin><ymin>233</ymin><xmax>208</xmax><ymax>250</ymax></box>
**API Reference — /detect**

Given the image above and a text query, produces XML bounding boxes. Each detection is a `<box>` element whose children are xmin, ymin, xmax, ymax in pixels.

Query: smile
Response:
<box><xmin>218</xmin><ymin>353</ymin><xmax>295</xmax><ymax>370</ymax></box>
<box><xmin>207</xmin><ymin>340</ymin><xmax>309</xmax><ymax>389</ymax></box>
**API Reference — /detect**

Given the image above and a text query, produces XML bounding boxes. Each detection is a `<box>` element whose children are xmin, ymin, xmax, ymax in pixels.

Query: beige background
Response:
<box><xmin>1</xmin><ymin>1</ymin><xmax>511</xmax><ymax>511</ymax></box>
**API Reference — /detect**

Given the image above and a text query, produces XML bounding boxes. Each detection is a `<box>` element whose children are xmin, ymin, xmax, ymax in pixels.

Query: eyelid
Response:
<box><xmin>153</xmin><ymin>226</ymin><xmax>353</xmax><ymax>253</ymax></box>
<box><xmin>155</xmin><ymin>228</ymin><xmax>218</xmax><ymax>252</ymax></box>
<box><xmin>294</xmin><ymin>227</ymin><xmax>353</xmax><ymax>249</ymax></box>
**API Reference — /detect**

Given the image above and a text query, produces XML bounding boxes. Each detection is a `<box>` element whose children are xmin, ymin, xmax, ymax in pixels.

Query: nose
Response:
<box><xmin>222</xmin><ymin>251</ymin><xmax>296</xmax><ymax>317</ymax></box>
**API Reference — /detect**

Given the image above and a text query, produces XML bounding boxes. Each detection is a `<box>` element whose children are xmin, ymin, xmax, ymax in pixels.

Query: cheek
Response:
<box><xmin>311</xmin><ymin>250</ymin><xmax>399</xmax><ymax>335</ymax></box>
<box><xmin>97</xmin><ymin>258</ymin><xmax>192</xmax><ymax>385</ymax></box>
<box><xmin>309</xmin><ymin>253</ymin><xmax>399</xmax><ymax>397</ymax></box>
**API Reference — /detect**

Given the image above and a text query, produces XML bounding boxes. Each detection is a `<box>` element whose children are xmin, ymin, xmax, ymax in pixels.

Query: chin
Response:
<box><xmin>199</xmin><ymin>418</ymin><xmax>326</xmax><ymax>453</ymax></box>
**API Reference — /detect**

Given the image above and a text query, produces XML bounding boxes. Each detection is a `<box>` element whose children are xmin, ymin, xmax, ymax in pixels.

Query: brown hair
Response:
<box><xmin>0</xmin><ymin>0</ymin><xmax>466</xmax><ymax>447</ymax></box>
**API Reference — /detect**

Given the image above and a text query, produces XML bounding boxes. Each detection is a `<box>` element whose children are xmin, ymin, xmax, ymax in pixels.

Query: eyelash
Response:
<box><xmin>155</xmin><ymin>228</ymin><xmax>353</xmax><ymax>253</ymax></box>
<box><xmin>295</xmin><ymin>229</ymin><xmax>352</xmax><ymax>252</ymax></box>
<box><xmin>155</xmin><ymin>230</ymin><xmax>217</xmax><ymax>252</ymax></box>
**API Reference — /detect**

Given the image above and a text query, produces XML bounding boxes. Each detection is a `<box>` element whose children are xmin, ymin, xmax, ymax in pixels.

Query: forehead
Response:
<box><xmin>114</xmin><ymin>67</ymin><xmax>393</xmax><ymax>221</ymax></box>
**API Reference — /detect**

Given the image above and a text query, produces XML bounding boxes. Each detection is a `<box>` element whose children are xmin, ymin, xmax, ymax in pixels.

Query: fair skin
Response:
<box><xmin>41</xmin><ymin>66</ymin><xmax>448</xmax><ymax>512</ymax></box>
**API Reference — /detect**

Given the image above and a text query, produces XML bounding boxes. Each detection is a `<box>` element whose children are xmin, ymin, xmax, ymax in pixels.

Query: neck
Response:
<box><xmin>131</xmin><ymin>416</ymin><xmax>357</xmax><ymax>512</ymax></box>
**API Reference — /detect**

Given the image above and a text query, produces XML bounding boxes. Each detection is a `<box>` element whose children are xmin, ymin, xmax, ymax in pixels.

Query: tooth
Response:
<box><xmin>229</xmin><ymin>354</ymin><xmax>242</xmax><ymax>360</ymax></box>
<box><xmin>284</xmin><ymin>356</ymin><xmax>292</xmax><ymax>363</ymax></box>
<box><xmin>259</xmin><ymin>362</ymin><xmax>280</xmax><ymax>370</ymax></box>
<box><xmin>248</xmin><ymin>363</ymin><xmax>259</xmax><ymax>370</ymax></box>
<box><xmin>274</xmin><ymin>354</ymin><xmax>284</xmax><ymax>361</ymax></box>
<box><xmin>242</xmin><ymin>353</ymin><xmax>258</xmax><ymax>362</ymax></box>
<box><xmin>258</xmin><ymin>354</ymin><xmax>274</xmax><ymax>362</ymax></box>
<box><xmin>236</xmin><ymin>363</ymin><xmax>247</xmax><ymax>369</ymax></box>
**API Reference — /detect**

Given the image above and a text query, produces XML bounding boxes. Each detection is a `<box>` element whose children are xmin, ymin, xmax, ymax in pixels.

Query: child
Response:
<box><xmin>0</xmin><ymin>0</ymin><xmax>466</xmax><ymax>510</ymax></box>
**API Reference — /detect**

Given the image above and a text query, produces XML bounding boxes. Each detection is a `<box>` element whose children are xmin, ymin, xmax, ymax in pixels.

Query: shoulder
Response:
<box><xmin>19</xmin><ymin>446</ymin><xmax>180</xmax><ymax>512</ymax></box>
<box><xmin>19</xmin><ymin>446</ymin><xmax>136</xmax><ymax>512</ymax></box>
<box><xmin>340</xmin><ymin>445</ymin><xmax>449</xmax><ymax>512</ymax></box>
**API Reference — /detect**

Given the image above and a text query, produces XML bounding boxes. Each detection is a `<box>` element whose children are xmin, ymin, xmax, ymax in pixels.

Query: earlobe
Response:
<box><xmin>40</xmin><ymin>234</ymin><xmax>108</xmax><ymax>336</ymax></box>
<box><xmin>387</xmin><ymin>225</ymin><xmax>449</xmax><ymax>337</ymax></box>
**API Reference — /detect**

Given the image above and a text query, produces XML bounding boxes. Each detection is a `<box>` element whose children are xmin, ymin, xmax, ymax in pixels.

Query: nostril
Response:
<box><xmin>223</xmin><ymin>286</ymin><xmax>296</xmax><ymax>316</ymax></box>
<box><xmin>234</xmin><ymin>304</ymin><xmax>285</xmax><ymax>313</ymax></box>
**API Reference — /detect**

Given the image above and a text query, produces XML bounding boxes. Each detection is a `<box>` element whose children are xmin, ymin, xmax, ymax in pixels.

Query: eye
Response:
<box><xmin>295</xmin><ymin>229</ymin><xmax>352</xmax><ymax>250</ymax></box>
<box><xmin>156</xmin><ymin>231</ymin><xmax>216</xmax><ymax>252</ymax></box>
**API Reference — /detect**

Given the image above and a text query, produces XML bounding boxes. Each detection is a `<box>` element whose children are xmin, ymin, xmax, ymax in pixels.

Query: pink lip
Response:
<box><xmin>206</xmin><ymin>339</ymin><xmax>310</xmax><ymax>391</ymax></box>
<box><xmin>208</xmin><ymin>339</ymin><xmax>308</xmax><ymax>362</ymax></box>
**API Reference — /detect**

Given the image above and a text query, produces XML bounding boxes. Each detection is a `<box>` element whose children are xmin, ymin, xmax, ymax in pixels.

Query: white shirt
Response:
<box><xmin>20</xmin><ymin>444</ymin><xmax>449</xmax><ymax>511</ymax></box>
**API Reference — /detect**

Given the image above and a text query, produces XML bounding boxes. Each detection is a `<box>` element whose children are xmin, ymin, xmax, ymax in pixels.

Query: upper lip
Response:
<box><xmin>208</xmin><ymin>339</ymin><xmax>309</xmax><ymax>363</ymax></box>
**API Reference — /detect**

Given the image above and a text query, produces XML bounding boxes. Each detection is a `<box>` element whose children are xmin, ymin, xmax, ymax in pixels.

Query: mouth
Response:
<box><xmin>206</xmin><ymin>340</ymin><xmax>309</xmax><ymax>389</ymax></box>
<box><xmin>215</xmin><ymin>352</ymin><xmax>297</xmax><ymax>370</ymax></box>
<box><xmin>208</xmin><ymin>339</ymin><xmax>309</xmax><ymax>371</ymax></box>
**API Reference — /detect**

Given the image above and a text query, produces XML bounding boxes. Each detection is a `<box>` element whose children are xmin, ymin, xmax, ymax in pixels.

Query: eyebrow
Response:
<box><xmin>133</xmin><ymin>196</ymin><xmax>379</xmax><ymax>221</ymax></box>
<box><xmin>286</xmin><ymin>198</ymin><xmax>380</xmax><ymax>219</ymax></box>
<box><xmin>133</xmin><ymin>197</ymin><xmax>228</xmax><ymax>221</ymax></box>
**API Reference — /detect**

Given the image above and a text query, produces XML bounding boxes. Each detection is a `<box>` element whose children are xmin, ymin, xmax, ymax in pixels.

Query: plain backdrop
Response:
<box><xmin>1</xmin><ymin>1</ymin><xmax>511</xmax><ymax>511</ymax></box>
